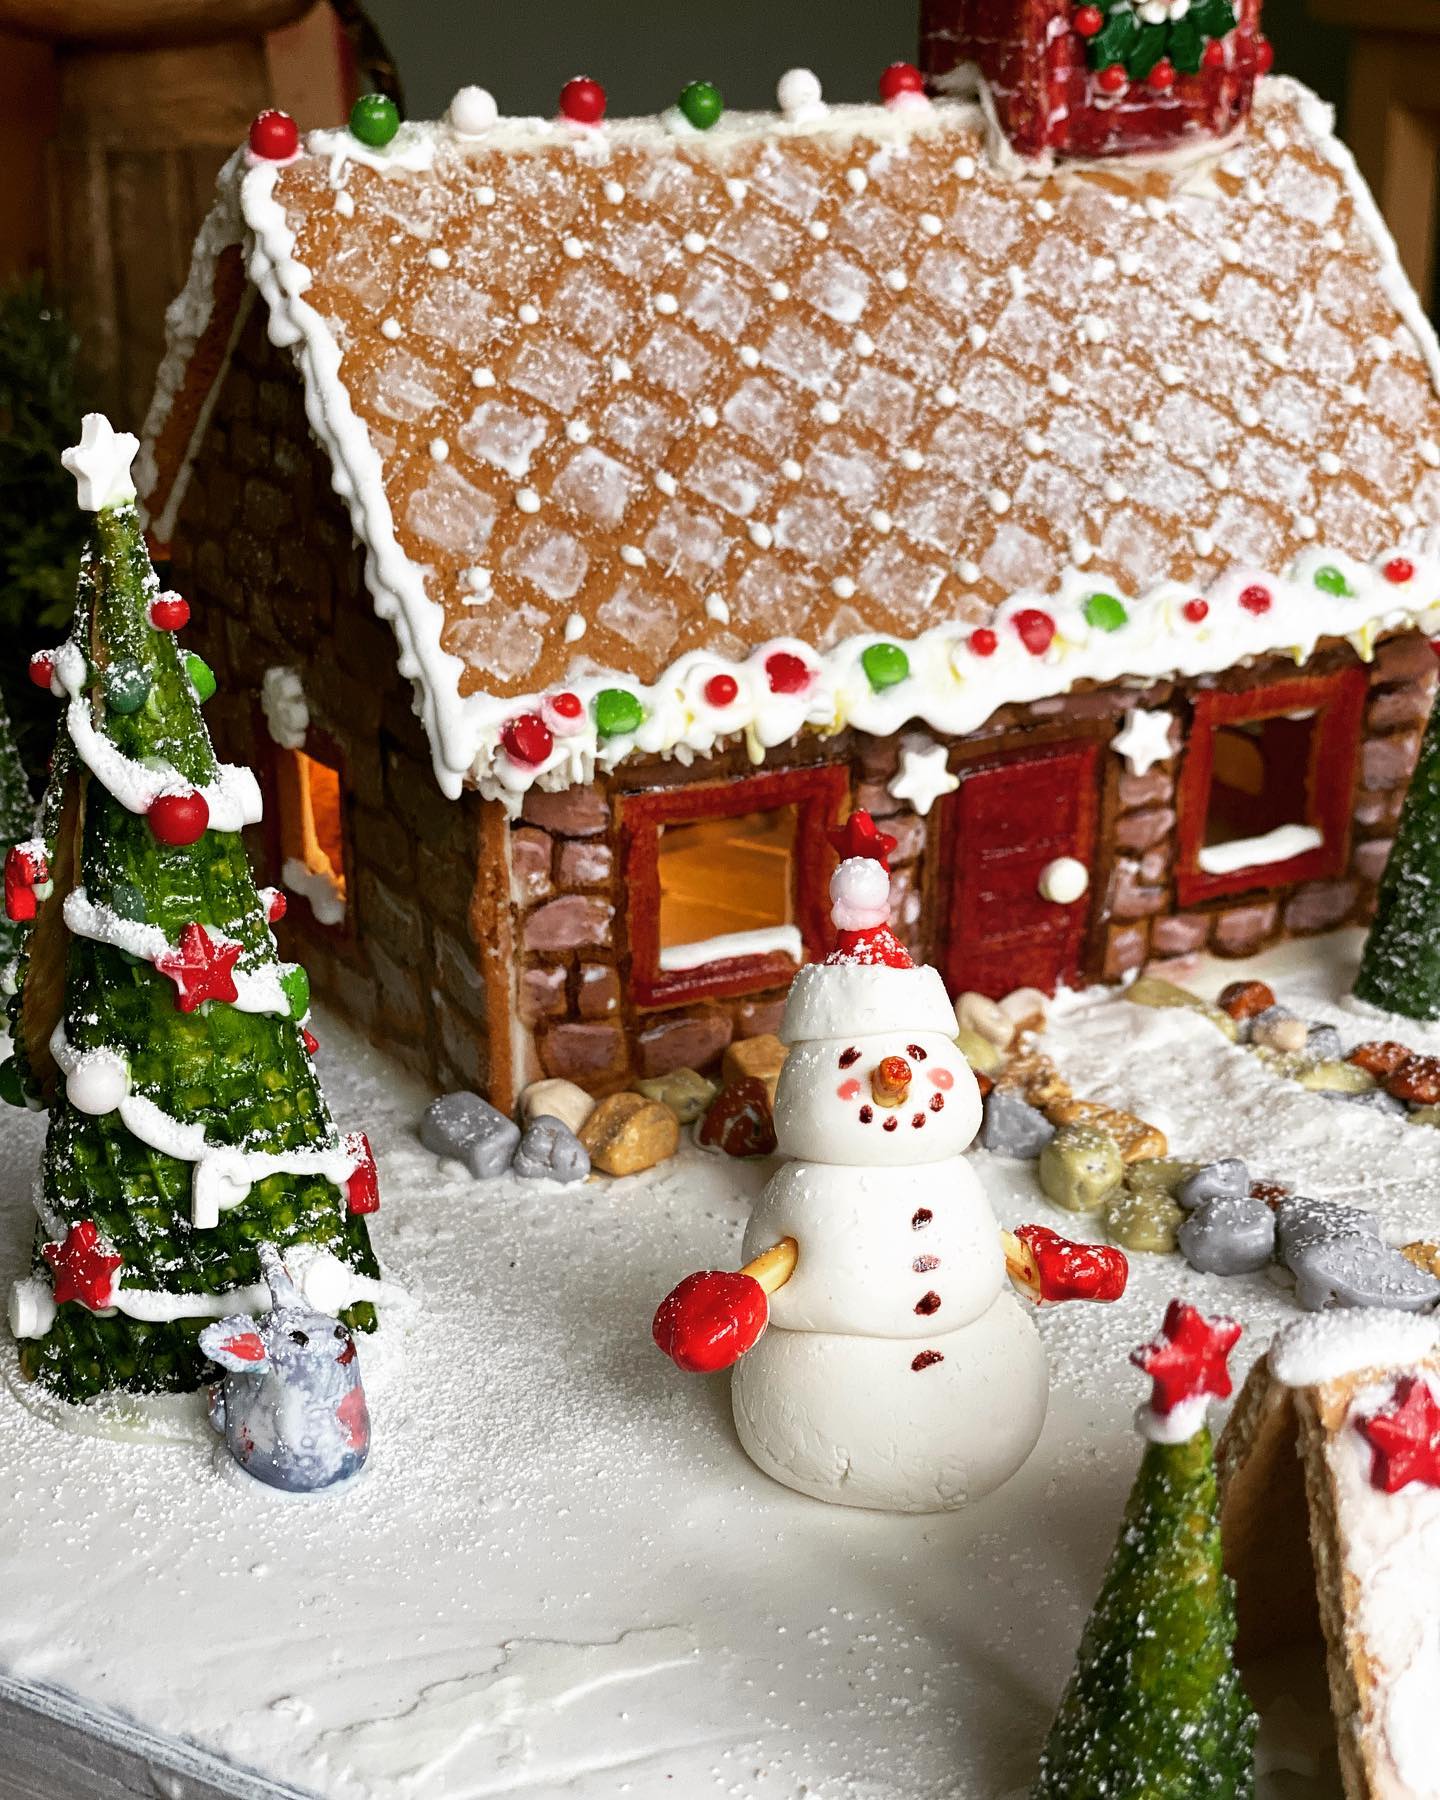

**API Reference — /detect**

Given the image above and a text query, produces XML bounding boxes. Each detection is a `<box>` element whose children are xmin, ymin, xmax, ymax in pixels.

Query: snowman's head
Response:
<box><xmin>774</xmin><ymin>1028</ymin><xmax>981</xmax><ymax>1167</ymax></box>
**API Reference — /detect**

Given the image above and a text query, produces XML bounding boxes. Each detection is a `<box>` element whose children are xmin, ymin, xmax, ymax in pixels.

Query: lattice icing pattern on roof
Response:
<box><xmin>142</xmin><ymin>79</ymin><xmax>1440</xmax><ymax>801</ymax></box>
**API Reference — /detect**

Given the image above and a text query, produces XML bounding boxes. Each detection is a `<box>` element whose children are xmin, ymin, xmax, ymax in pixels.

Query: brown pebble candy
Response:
<box><xmin>974</xmin><ymin>1070</ymin><xmax>993</xmax><ymax>1098</ymax></box>
<box><xmin>1248</xmin><ymin>1180</ymin><xmax>1290</xmax><ymax>1210</ymax></box>
<box><xmin>1348</xmin><ymin>1039</ymin><xmax>1412</xmax><ymax>1078</ymax></box>
<box><xmin>1218</xmin><ymin>979</ymin><xmax>1276</xmax><ymax>1021</ymax></box>
<box><xmin>1387</xmin><ymin>1054</ymin><xmax>1440</xmax><ymax>1105</ymax></box>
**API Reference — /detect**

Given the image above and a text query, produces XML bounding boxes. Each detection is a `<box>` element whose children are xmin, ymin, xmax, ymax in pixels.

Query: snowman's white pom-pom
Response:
<box><xmin>830</xmin><ymin>856</ymin><xmax>890</xmax><ymax>931</ymax></box>
<box><xmin>66</xmin><ymin>1047</ymin><xmax>130</xmax><ymax>1115</ymax></box>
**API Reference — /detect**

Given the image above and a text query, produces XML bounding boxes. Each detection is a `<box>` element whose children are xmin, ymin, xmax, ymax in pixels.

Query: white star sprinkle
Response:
<box><xmin>62</xmin><ymin>414</ymin><xmax>138</xmax><ymax>514</ymax></box>
<box><xmin>888</xmin><ymin>742</ymin><xmax>959</xmax><ymax>817</ymax></box>
<box><xmin>1111</xmin><ymin>708</ymin><xmax>1176</xmax><ymax>776</ymax></box>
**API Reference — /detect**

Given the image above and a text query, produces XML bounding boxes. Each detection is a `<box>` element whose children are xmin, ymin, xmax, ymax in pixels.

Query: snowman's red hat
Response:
<box><xmin>781</xmin><ymin>811</ymin><xmax>956</xmax><ymax>1045</ymax></box>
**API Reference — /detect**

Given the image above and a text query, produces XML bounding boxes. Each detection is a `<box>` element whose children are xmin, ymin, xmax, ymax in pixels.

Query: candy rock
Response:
<box><xmin>634</xmin><ymin>1066</ymin><xmax>719</xmax><ymax>1125</ymax></box>
<box><xmin>1298</xmin><ymin>1059</ymin><xmax>1375</xmax><ymax>1094</ymax></box>
<box><xmin>580</xmin><ymin>1091</ymin><xmax>679</xmax><ymax>1175</ymax></box>
<box><xmin>518</xmin><ymin>1076</ymin><xmax>594</xmax><ymax>1136</ymax></box>
<box><xmin>199</xmin><ymin>1245</ymin><xmax>369</xmax><ymax>1495</ymax></box>
<box><xmin>1250</xmin><ymin>1006</ymin><xmax>1309</xmax><ymax>1054</ymax></box>
<box><xmin>1178</xmin><ymin>1195</ymin><xmax>1276</xmax><ymax>1277</ymax></box>
<box><xmin>954</xmin><ymin>990</ymin><xmax>1014</xmax><ymax>1050</ymax></box>
<box><xmin>511</xmin><ymin>1115</ymin><xmax>590</xmax><ymax>1184</ymax></box>
<box><xmin>1105</xmin><ymin>1187</ymin><xmax>1184</xmax><ymax>1255</ymax></box>
<box><xmin>721</xmin><ymin>1034</ymin><xmax>788</xmax><ymax>1108</ymax></box>
<box><xmin>1177</xmin><ymin>1158</ymin><xmax>1250</xmax><ymax>1211</ymax></box>
<box><xmin>1304</xmin><ymin>1023</ymin><xmax>1345</xmax><ymax>1062</ymax></box>
<box><xmin>1039</xmin><ymin>1123</ymin><xmax>1124</xmax><ymax>1214</ymax></box>
<box><xmin>419</xmin><ymin>1090</ymin><xmax>520</xmax><ymax>1178</ymax></box>
<box><xmin>978</xmin><ymin>1086</ymin><xmax>1055</xmax><ymax>1159</ymax></box>
<box><xmin>697</xmin><ymin>1078</ymin><xmax>777</xmax><ymax>1159</ymax></box>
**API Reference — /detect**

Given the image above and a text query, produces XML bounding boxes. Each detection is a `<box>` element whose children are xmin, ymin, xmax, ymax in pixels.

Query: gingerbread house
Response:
<box><xmin>1218</xmin><ymin>1310</ymin><xmax>1440</xmax><ymax>1800</ymax></box>
<box><xmin>134</xmin><ymin>3</ymin><xmax>1440</xmax><ymax>1111</ymax></box>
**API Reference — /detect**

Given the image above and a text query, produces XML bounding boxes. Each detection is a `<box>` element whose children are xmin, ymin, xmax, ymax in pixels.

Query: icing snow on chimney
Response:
<box><xmin>921</xmin><ymin>0</ymin><xmax>1272</xmax><ymax>162</ymax></box>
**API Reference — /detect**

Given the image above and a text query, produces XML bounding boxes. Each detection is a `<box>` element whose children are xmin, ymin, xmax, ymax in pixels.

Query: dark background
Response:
<box><xmin>368</xmin><ymin>0</ymin><xmax>1351</xmax><ymax>125</ymax></box>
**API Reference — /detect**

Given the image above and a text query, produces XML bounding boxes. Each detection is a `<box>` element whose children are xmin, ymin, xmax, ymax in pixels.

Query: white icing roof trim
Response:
<box><xmin>139</xmin><ymin>81</ymin><xmax>1440</xmax><ymax>809</ymax></box>
<box><xmin>1269</xmin><ymin>1309</ymin><xmax>1440</xmax><ymax>1388</ymax></box>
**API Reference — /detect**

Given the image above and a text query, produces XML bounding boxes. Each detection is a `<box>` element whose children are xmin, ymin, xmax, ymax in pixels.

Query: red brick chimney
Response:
<box><xmin>921</xmin><ymin>0</ymin><xmax>1271</xmax><ymax>162</ymax></box>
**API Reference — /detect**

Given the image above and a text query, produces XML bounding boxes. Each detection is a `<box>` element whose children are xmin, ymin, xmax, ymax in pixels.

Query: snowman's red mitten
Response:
<box><xmin>1013</xmin><ymin>1225</ymin><xmax>1128</xmax><ymax>1304</ymax></box>
<box><xmin>653</xmin><ymin>1270</ymin><xmax>769</xmax><ymax>1372</ymax></box>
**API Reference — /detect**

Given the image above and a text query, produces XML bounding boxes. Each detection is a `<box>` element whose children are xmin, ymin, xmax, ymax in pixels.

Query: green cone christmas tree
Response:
<box><xmin>1031</xmin><ymin>1300</ymin><xmax>1257</xmax><ymax>1800</ymax></box>
<box><xmin>1354</xmin><ymin>675</ymin><xmax>1440</xmax><ymax>1018</ymax></box>
<box><xmin>4</xmin><ymin>415</ymin><xmax>382</xmax><ymax>1403</ymax></box>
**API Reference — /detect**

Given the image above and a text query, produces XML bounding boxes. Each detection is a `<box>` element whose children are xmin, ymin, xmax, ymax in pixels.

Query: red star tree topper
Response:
<box><xmin>826</xmin><ymin>810</ymin><xmax>897</xmax><ymax>869</ymax></box>
<box><xmin>155</xmin><ymin>922</ymin><xmax>242</xmax><ymax>1013</ymax></box>
<box><xmin>42</xmin><ymin>1221</ymin><xmax>123</xmax><ymax>1311</ymax></box>
<box><xmin>1356</xmin><ymin>1375</ymin><xmax>1440</xmax><ymax>1494</ymax></box>
<box><xmin>1131</xmin><ymin>1300</ymin><xmax>1241</xmax><ymax>1416</ymax></box>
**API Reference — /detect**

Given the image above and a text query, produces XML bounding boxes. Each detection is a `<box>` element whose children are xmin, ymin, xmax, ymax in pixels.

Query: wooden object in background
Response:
<box><xmin>1311</xmin><ymin>0</ymin><xmax>1440</xmax><ymax>309</ymax></box>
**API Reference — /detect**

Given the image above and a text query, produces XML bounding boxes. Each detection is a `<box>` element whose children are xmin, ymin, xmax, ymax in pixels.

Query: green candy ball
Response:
<box><xmin>0</xmin><ymin>1056</ymin><xmax>25</xmax><ymax>1109</ymax></box>
<box><xmin>1314</xmin><ymin>564</ymin><xmax>1351</xmax><ymax>597</ymax></box>
<box><xmin>861</xmin><ymin>642</ymin><xmax>909</xmax><ymax>691</ymax></box>
<box><xmin>1084</xmin><ymin>591</ymin><xmax>1128</xmax><ymax>632</ymax></box>
<box><xmin>350</xmin><ymin>93</ymin><xmax>401</xmax><ymax>148</ymax></box>
<box><xmin>103</xmin><ymin>658</ymin><xmax>151</xmax><ymax>714</ymax></box>
<box><xmin>593</xmin><ymin>688</ymin><xmax>644</xmax><ymax>737</ymax></box>
<box><xmin>280</xmin><ymin>964</ymin><xmax>311</xmax><ymax>1022</ymax></box>
<box><xmin>678</xmin><ymin>80</ymin><xmax>723</xmax><ymax>130</ymax></box>
<box><xmin>185</xmin><ymin>652</ymin><xmax>217</xmax><ymax>702</ymax></box>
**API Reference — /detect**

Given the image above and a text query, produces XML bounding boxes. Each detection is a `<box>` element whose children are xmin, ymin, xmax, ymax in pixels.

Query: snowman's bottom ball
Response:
<box><xmin>731</xmin><ymin>1293</ymin><xmax>1047</xmax><ymax>1513</ymax></box>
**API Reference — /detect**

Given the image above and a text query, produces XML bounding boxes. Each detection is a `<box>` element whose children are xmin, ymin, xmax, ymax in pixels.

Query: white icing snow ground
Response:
<box><xmin>4</xmin><ymin>930</ymin><xmax>1434</xmax><ymax>1798</ymax></box>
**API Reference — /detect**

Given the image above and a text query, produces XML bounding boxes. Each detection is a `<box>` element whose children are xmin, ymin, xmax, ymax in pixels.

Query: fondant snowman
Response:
<box><xmin>654</xmin><ymin>811</ymin><xmax>1126</xmax><ymax>1513</ymax></box>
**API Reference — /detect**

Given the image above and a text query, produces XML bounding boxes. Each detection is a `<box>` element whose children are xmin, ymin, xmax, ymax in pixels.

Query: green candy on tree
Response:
<box><xmin>185</xmin><ymin>651</ymin><xmax>216</xmax><ymax>702</ymax></box>
<box><xmin>678</xmin><ymin>81</ymin><xmax>723</xmax><ymax>129</ymax></box>
<box><xmin>861</xmin><ymin>642</ymin><xmax>909</xmax><ymax>691</ymax></box>
<box><xmin>103</xmin><ymin>657</ymin><xmax>151</xmax><ymax>714</ymax></box>
<box><xmin>0</xmin><ymin>1055</ymin><xmax>26</xmax><ymax>1109</ymax></box>
<box><xmin>350</xmin><ymin>93</ymin><xmax>400</xmax><ymax>148</ymax></box>
<box><xmin>1355</xmin><ymin>687</ymin><xmax>1440</xmax><ymax>1017</ymax></box>
<box><xmin>1083</xmin><ymin>591</ymin><xmax>1127</xmax><ymax>632</ymax></box>
<box><xmin>593</xmin><ymin>688</ymin><xmax>644</xmax><ymax>737</ymax></box>
<box><xmin>280</xmin><ymin>963</ymin><xmax>311</xmax><ymax>1021</ymax></box>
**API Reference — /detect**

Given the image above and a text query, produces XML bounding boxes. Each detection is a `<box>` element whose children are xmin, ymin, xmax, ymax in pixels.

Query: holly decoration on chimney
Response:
<box><xmin>1078</xmin><ymin>0</ymin><xmax>1238</xmax><ymax>84</ymax></box>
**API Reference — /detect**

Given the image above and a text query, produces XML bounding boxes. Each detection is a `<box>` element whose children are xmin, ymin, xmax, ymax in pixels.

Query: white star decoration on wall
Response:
<box><xmin>61</xmin><ymin>413</ymin><xmax>139</xmax><ymax>514</ymax></box>
<box><xmin>887</xmin><ymin>742</ymin><xmax>960</xmax><ymax>816</ymax></box>
<box><xmin>1111</xmin><ymin>709</ymin><xmax>1177</xmax><ymax>776</ymax></box>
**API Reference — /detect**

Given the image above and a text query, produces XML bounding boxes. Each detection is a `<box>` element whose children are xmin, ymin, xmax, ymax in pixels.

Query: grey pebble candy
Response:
<box><xmin>420</xmin><ymin>1091</ymin><xmax>521</xmax><ymax>1178</ymax></box>
<box><xmin>978</xmin><ymin>1087</ymin><xmax>1055</xmax><ymax>1159</ymax></box>
<box><xmin>1290</xmin><ymin>1235</ymin><xmax>1440</xmax><ymax>1314</ymax></box>
<box><xmin>512</xmin><ymin>1115</ymin><xmax>591</xmax><ymax>1183</ymax></box>
<box><xmin>1275</xmin><ymin>1196</ymin><xmax>1379</xmax><ymax>1263</ymax></box>
<box><xmin>1176</xmin><ymin>1157</ymin><xmax>1249</xmax><ymax>1211</ymax></box>
<box><xmin>1305</xmin><ymin>1023</ymin><xmax>1344</xmax><ymax>1062</ymax></box>
<box><xmin>1178</xmin><ymin>1195</ymin><xmax>1275</xmax><ymax>1276</ymax></box>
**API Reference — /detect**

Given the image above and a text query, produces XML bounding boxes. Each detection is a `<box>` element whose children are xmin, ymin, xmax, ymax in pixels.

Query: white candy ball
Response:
<box><xmin>67</xmin><ymin>1048</ymin><xmax>129</xmax><ymax>1115</ymax></box>
<box><xmin>449</xmin><ymin>86</ymin><xmax>498</xmax><ymax>137</ymax></box>
<box><xmin>777</xmin><ymin>67</ymin><xmax>823</xmax><ymax>117</ymax></box>
<box><xmin>301</xmin><ymin>1250</ymin><xmax>353</xmax><ymax>1317</ymax></box>
<box><xmin>1038</xmin><ymin>856</ymin><xmax>1090</xmax><ymax>905</ymax></box>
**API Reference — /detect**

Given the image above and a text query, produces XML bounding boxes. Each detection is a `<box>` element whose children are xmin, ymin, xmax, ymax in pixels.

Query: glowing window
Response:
<box><xmin>275</xmin><ymin>747</ymin><xmax>348</xmax><ymax>928</ymax></box>
<box><xmin>657</xmin><ymin>808</ymin><xmax>800</xmax><ymax>972</ymax></box>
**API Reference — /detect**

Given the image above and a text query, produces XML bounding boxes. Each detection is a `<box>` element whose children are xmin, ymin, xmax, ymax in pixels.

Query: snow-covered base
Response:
<box><xmin>6</xmin><ymin>934</ymin><xmax>1425</xmax><ymax>1797</ymax></box>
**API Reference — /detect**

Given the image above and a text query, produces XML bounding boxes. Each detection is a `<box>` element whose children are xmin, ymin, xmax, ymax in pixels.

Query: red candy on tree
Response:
<box><xmin>249</xmin><ymin>109</ymin><xmax>300</xmax><ymax>162</ymax></box>
<box><xmin>1013</xmin><ymin>608</ymin><xmax>1056</xmax><ymax>656</ymax></box>
<box><xmin>969</xmin><ymin>626</ymin><xmax>998</xmax><ymax>658</ymax></box>
<box><xmin>765</xmin><ymin>651</ymin><xmax>810</xmax><ymax>694</ymax></box>
<box><xmin>27</xmin><ymin>651</ymin><xmax>56</xmax><ymax>691</ymax></box>
<box><xmin>343</xmin><ymin>1130</ymin><xmax>381</xmax><ymax>1215</ymax></box>
<box><xmin>155</xmin><ymin>922</ymin><xmax>242</xmax><ymax>1013</ymax></box>
<box><xmin>42</xmin><ymin>1220</ymin><xmax>123</xmax><ymax>1312</ymax></box>
<box><xmin>267</xmin><ymin>888</ymin><xmax>288</xmax><ymax>923</ymax></box>
<box><xmin>302</xmin><ymin>1027</ymin><xmax>319</xmax><ymax>1055</ymax></box>
<box><xmin>652</xmin><ymin>1269</ymin><xmax>769</xmax><ymax>1372</ymax></box>
<box><xmin>1097</xmin><ymin>64</ymin><xmax>1129</xmax><ymax>95</ymax></box>
<box><xmin>1239</xmin><ymin>583</ymin><xmax>1272</xmax><ymax>616</ymax></box>
<box><xmin>703</xmin><ymin>672</ymin><xmax>739</xmax><ymax>708</ymax></box>
<box><xmin>1384</xmin><ymin>557</ymin><xmax>1416</xmax><ymax>585</ymax></box>
<box><xmin>1182</xmin><ymin>598</ymin><xmax>1210</xmax><ymax>624</ymax></box>
<box><xmin>1202</xmin><ymin>37</ymin><xmax>1228</xmax><ymax>70</ymax></box>
<box><xmin>1073</xmin><ymin>4</ymin><xmax>1103</xmax><ymax>36</ymax></box>
<box><xmin>4</xmin><ymin>844</ymin><xmax>48</xmax><ymax>923</ymax></box>
<box><xmin>500</xmin><ymin>712</ymin><xmax>554</xmax><ymax>768</ymax></box>
<box><xmin>1147</xmin><ymin>58</ymin><xmax>1177</xmax><ymax>92</ymax></box>
<box><xmin>879</xmin><ymin>61</ymin><xmax>925</xmax><ymax>103</ymax></box>
<box><xmin>1356</xmin><ymin>1375</ymin><xmax>1440</xmax><ymax>1493</ymax></box>
<box><xmin>559</xmin><ymin>77</ymin><xmax>606</xmax><ymax>125</ymax></box>
<box><xmin>148</xmin><ymin>790</ymin><xmax>210</xmax><ymax>846</ymax></box>
<box><xmin>1255</xmin><ymin>36</ymin><xmax>1274</xmax><ymax>74</ymax></box>
<box><xmin>1014</xmin><ymin>1225</ymin><xmax>1128</xmax><ymax>1305</ymax></box>
<box><xmin>149</xmin><ymin>593</ymin><xmax>191</xmax><ymax>631</ymax></box>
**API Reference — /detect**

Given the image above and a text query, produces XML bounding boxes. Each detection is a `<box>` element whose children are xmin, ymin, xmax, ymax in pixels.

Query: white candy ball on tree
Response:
<box><xmin>67</xmin><ymin>1048</ymin><xmax>130</xmax><ymax>1115</ymax></box>
<box><xmin>830</xmin><ymin>856</ymin><xmax>890</xmax><ymax>931</ymax></box>
<box><xmin>449</xmin><ymin>86</ymin><xmax>498</xmax><ymax>136</ymax></box>
<box><xmin>301</xmin><ymin>1250</ymin><xmax>352</xmax><ymax>1317</ymax></box>
<box><xmin>777</xmin><ymin>68</ymin><xmax>824</xmax><ymax>117</ymax></box>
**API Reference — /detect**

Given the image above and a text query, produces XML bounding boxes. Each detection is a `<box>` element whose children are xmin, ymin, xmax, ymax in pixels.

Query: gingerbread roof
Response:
<box><xmin>140</xmin><ymin>77</ymin><xmax>1440</xmax><ymax>805</ymax></box>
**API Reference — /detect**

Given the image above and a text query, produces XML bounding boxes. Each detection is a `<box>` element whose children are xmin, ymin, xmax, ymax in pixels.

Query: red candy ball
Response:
<box><xmin>150</xmin><ymin>593</ymin><xmax>190</xmax><ymax>631</ymax></box>
<box><xmin>764</xmin><ymin>651</ymin><xmax>810</xmax><ymax>694</ymax></box>
<box><xmin>879</xmin><ymin>61</ymin><xmax>925</xmax><ymax>103</ymax></box>
<box><xmin>302</xmin><ymin>1027</ymin><xmax>319</xmax><ymax>1055</ymax></box>
<box><xmin>1384</xmin><ymin>557</ymin><xmax>1416</xmax><ymax>585</ymax></box>
<box><xmin>652</xmin><ymin>1270</ymin><xmax>769</xmax><ymax>1373</ymax></box>
<box><xmin>267</xmin><ymin>889</ymin><xmax>288</xmax><ymax>923</ymax></box>
<box><xmin>249</xmin><ymin>109</ymin><xmax>299</xmax><ymax>162</ymax></box>
<box><xmin>559</xmin><ymin>77</ymin><xmax>606</xmax><ymax>125</ymax></box>
<box><xmin>969</xmin><ymin>627</ymin><xmax>998</xmax><ymax>658</ymax></box>
<box><xmin>1097</xmin><ymin>63</ymin><xmax>1128</xmax><ymax>94</ymax></box>
<box><xmin>704</xmin><ymin>672</ymin><xmax>739</xmax><ymax>708</ymax></box>
<box><xmin>1182</xmin><ymin>598</ymin><xmax>1210</xmax><ymax>623</ymax></box>
<box><xmin>27</xmin><ymin>652</ymin><xmax>55</xmax><ymax>690</ymax></box>
<box><xmin>1239</xmin><ymin>584</ymin><xmax>1272</xmax><ymax>616</ymax></box>
<box><xmin>500</xmin><ymin>713</ymin><xmax>554</xmax><ymax>767</ymax></box>
<box><xmin>1202</xmin><ymin>37</ymin><xmax>1227</xmax><ymax>70</ymax></box>
<box><xmin>1013</xmin><ymin>609</ymin><xmax>1056</xmax><ymax>656</ymax></box>
<box><xmin>1147</xmin><ymin>58</ymin><xmax>1177</xmax><ymax>92</ymax></box>
<box><xmin>549</xmin><ymin>690</ymin><xmax>583</xmax><ymax>720</ymax></box>
<box><xmin>148</xmin><ymin>791</ymin><xmax>210</xmax><ymax>846</ymax></box>
<box><xmin>1255</xmin><ymin>36</ymin><xmax>1274</xmax><ymax>74</ymax></box>
<box><xmin>1073</xmin><ymin>5</ymin><xmax>1104</xmax><ymax>37</ymax></box>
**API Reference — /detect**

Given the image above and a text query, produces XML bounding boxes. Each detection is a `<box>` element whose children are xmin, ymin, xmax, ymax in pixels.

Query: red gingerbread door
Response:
<box><xmin>937</xmin><ymin>740</ymin><xmax>1101</xmax><ymax>999</ymax></box>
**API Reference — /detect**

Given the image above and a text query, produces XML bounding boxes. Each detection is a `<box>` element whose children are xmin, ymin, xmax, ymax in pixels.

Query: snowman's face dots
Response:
<box><xmin>777</xmin><ymin>1030</ymin><xmax>981</xmax><ymax>1165</ymax></box>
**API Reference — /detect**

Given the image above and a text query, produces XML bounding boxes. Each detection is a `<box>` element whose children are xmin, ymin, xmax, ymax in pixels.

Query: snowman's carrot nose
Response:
<box><xmin>871</xmin><ymin>1055</ymin><xmax>912</xmax><ymax>1107</ymax></box>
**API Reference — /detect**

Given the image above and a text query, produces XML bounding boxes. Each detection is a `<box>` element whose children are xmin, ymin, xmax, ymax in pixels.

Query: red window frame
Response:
<box><xmin>622</xmin><ymin>764</ymin><xmax>849</xmax><ymax>1008</ymax></box>
<box><xmin>1175</xmin><ymin>669</ymin><xmax>1368</xmax><ymax>908</ymax></box>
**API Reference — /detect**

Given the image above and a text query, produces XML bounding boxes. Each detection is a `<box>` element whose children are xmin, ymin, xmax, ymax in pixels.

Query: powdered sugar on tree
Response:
<box><xmin>654</xmin><ymin>812</ymin><xmax>1126</xmax><ymax>1512</ymax></box>
<box><xmin>3</xmin><ymin>415</ymin><xmax>388</xmax><ymax>1403</ymax></box>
